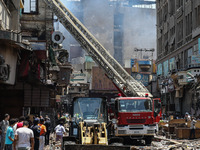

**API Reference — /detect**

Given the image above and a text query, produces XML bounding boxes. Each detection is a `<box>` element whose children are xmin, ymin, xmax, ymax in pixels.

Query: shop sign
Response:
<box><xmin>191</xmin><ymin>55</ymin><xmax>200</xmax><ymax>64</ymax></box>
<box><xmin>70</xmin><ymin>72</ymin><xmax>87</xmax><ymax>84</ymax></box>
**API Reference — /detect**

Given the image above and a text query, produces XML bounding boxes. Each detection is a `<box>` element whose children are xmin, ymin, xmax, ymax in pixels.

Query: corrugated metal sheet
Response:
<box><xmin>24</xmin><ymin>87</ymin><xmax>49</xmax><ymax>107</ymax></box>
<box><xmin>91</xmin><ymin>67</ymin><xmax>131</xmax><ymax>91</ymax></box>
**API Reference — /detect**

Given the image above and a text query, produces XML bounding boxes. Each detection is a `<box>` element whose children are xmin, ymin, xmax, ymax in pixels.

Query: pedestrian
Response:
<box><xmin>14</xmin><ymin>121</ymin><xmax>34</xmax><ymax>150</ymax></box>
<box><xmin>31</xmin><ymin>119</ymin><xmax>40</xmax><ymax>150</ymax></box>
<box><xmin>13</xmin><ymin>119</ymin><xmax>19</xmax><ymax>134</ymax></box>
<box><xmin>5</xmin><ymin>119</ymin><xmax>16</xmax><ymax>150</ymax></box>
<box><xmin>44</xmin><ymin>116</ymin><xmax>51</xmax><ymax>145</ymax></box>
<box><xmin>25</xmin><ymin>116</ymin><xmax>32</xmax><ymax>128</ymax></box>
<box><xmin>184</xmin><ymin>112</ymin><xmax>191</xmax><ymax>122</ymax></box>
<box><xmin>54</xmin><ymin>121</ymin><xmax>66</xmax><ymax>143</ymax></box>
<box><xmin>189</xmin><ymin>117</ymin><xmax>197</xmax><ymax>139</ymax></box>
<box><xmin>38</xmin><ymin>118</ymin><xmax>46</xmax><ymax>150</ymax></box>
<box><xmin>16</xmin><ymin>116</ymin><xmax>25</xmax><ymax>129</ymax></box>
<box><xmin>0</xmin><ymin>114</ymin><xmax>10</xmax><ymax>150</ymax></box>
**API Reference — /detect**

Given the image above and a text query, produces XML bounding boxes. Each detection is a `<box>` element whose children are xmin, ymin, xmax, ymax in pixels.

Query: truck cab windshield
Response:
<box><xmin>119</xmin><ymin>99</ymin><xmax>152</xmax><ymax>112</ymax></box>
<box><xmin>73</xmin><ymin>97</ymin><xmax>107</xmax><ymax>122</ymax></box>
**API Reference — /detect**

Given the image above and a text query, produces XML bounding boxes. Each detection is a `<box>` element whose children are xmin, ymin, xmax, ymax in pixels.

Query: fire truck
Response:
<box><xmin>109</xmin><ymin>96</ymin><xmax>161</xmax><ymax>145</ymax></box>
<box><xmin>43</xmin><ymin>0</ymin><xmax>161</xmax><ymax>146</ymax></box>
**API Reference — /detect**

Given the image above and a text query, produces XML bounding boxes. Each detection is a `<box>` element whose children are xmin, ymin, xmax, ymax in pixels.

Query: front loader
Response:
<box><xmin>62</xmin><ymin>97</ymin><xmax>130</xmax><ymax>150</ymax></box>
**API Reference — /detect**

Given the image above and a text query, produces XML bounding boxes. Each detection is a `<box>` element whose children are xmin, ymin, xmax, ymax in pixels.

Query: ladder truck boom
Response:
<box><xmin>43</xmin><ymin>0</ymin><xmax>152</xmax><ymax>97</ymax></box>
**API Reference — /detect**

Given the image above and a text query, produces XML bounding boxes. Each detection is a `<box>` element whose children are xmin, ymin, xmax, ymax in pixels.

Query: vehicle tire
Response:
<box><xmin>145</xmin><ymin>137</ymin><xmax>153</xmax><ymax>145</ymax></box>
<box><xmin>109</xmin><ymin>137</ymin><xmax>124</xmax><ymax>145</ymax></box>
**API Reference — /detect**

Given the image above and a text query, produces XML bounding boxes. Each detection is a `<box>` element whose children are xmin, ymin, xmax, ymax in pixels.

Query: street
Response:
<box><xmin>1</xmin><ymin>0</ymin><xmax>200</xmax><ymax>149</ymax></box>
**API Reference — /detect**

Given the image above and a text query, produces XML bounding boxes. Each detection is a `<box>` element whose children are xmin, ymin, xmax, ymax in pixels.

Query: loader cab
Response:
<box><xmin>70</xmin><ymin>97</ymin><xmax>108</xmax><ymax>137</ymax></box>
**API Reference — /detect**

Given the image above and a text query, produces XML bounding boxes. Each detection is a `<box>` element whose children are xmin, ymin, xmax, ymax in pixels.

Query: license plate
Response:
<box><xmin>134</xmin><ymin>131</ymin><xmax>139</xmax><ymax>134</ymax></box>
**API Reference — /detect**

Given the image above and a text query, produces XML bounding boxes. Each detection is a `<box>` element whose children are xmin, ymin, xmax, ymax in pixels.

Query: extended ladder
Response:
<box><xmin>43</xmin><ymin>0</ymin><xmax>152</xmax><ymax>97</ymax></box>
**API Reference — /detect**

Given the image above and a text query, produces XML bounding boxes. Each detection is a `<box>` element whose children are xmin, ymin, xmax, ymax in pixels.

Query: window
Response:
<box><xmin>176</xmin><ymin>0</ymin><xmax>183</xmax><ymax>10</ymax></box>
<box><xmin>194</xmin><ymin>6</ymin><xmax>200</xmax><ymax>28</ymax></box>
<box><xmin>177</xmin><ymin>20</ymin><xmax>183</xmax><ymax>47</ymax></box>
<box><xmin>169</xmin><ymin>0</ymin><xmax>175</xmax><ymax>16</ymax></box>
<box><xmin>23</xmin><ymin>0</ymin><xmax>38</xmax><ymax>14</ymax></box>
<box><xmin>185</xmin><ymin>13</ymin><xmax>192</xmax><ymax>36</ymax></box>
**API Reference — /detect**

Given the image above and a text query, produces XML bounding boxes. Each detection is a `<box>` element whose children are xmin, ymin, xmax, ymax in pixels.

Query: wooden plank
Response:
<box><xmin>176</xmin><ymin>128</ymin><xmax>200</xmax><ymax>139</ymax></box>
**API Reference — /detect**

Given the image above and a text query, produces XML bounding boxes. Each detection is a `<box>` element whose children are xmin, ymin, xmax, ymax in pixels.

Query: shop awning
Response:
<box><xmin>0</xmin><ymin>30</ymin><xmax>32</xmax><ymax>51</ymax></box>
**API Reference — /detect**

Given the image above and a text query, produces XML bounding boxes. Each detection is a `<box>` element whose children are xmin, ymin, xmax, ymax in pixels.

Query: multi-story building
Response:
<box><xmin>156</xmin><ymin>0</ymin><xmax>200</xmax><ymax>115</ymax></box>
<box><xmin>0</xmin><ymin>0</ymin><xmax>72</xmax><ymax>119</ymax></box>
<box><xmin>0</xmin><ymin>0</ymin><xmax>32</xmax><ymax>118</ymax></box>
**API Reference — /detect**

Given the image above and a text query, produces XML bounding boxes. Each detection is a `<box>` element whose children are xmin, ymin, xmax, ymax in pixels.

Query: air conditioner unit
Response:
<box><xmin>52</xmin><ymin>31</ymin><xmax>64</xmax><ymax>44</ymax></box>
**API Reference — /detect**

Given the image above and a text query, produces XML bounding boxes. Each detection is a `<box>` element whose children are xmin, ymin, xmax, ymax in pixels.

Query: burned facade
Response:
<box><xmin>156</xmin><ymin>0</ymin><xmax>200</xmax><ymax>115</ymax></box>
<box><xmin>0</xmin><ymin>0</ymin><xmax>72</xmax><ymax>119</ymax></box>
<box><xmin>0</xmin><ymin>0</ymin><xmax>31</xmax><ymax>118</ymax></box>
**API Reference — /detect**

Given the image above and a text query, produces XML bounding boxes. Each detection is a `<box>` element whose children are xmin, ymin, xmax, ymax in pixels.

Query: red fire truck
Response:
<box><xmin>109</xmin><ymin>95</ymin><xmax>161</xmax><ymax>145</ymax></box>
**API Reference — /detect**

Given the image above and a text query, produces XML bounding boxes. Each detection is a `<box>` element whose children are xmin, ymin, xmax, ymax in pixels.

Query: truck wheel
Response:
<box><xmin>109</xmin><ymin>137</ymin><xmax>124</xmax><ymax>145</ymax></box>
<box><xmin>145</xmin><ymin>137</ymin><xmax>153</xmax><ymax>145</ymax></box>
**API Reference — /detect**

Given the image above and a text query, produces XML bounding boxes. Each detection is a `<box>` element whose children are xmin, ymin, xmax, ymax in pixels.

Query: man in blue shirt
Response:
<box><xmin>5</xmin><ymin>119</ymin><xmax>16</xmax><ymax>150</ymax></box>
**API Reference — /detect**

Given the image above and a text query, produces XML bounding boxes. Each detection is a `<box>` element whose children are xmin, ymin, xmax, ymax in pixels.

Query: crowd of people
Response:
<box><xmin>0</xmin><ymin>113</ymin><xmax>67</xmax><ymax>150</ymax></box>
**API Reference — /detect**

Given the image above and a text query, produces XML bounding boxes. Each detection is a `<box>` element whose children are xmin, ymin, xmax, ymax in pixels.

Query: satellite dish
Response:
<box><xmin>52</xmin><ymin>31</ymin><xmax>64</xmax><ymax>44</ymax></box>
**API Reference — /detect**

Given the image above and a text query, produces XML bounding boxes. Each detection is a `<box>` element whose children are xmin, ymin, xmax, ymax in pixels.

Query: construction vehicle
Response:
<box><xmin>69</xmin><ymin>97</ymin><xmax>108</xmax><ymax>145</ymax></box>
<box><xmin>43</xmin><ymin>0</ymin><xmax>161</xmax><ymax>147</ymax></box>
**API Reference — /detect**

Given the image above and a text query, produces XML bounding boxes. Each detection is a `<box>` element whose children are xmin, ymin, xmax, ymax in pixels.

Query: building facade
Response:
<box><xmin>156</xmin><ymin>0</ymin><xmax>200</xmax><ymax>116</ymax></box>
<box><xmin>0</xmin><ymin>0</ymin><xmax>72</xmax><ymax>120</ymax></box>
<box><xmin>0</xmin><ymin>0</ymin><xmax>32</xmax><ymax>119</ymax></box>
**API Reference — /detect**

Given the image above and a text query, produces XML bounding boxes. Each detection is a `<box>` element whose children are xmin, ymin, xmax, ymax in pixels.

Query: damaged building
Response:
<box><xmin>0</xmin><ymin>0</ymin><xmax>72</xmax><ymax>119</ymax></box>
<box><xmin>156</xmin><ymin>0</ymin><xmax>200</xmax><ymax>116</ymax></box>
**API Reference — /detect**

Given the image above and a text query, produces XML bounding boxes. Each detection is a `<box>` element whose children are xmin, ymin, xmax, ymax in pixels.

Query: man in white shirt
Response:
<box><xmin>14</xmin><ymin>121</ymin><xmax>34</xmax><ymax>150</ymax></box>
<box><xmin>54</xmin><ymin>121</ymin><xmax>66</xmax><ymax>142</ymax></box>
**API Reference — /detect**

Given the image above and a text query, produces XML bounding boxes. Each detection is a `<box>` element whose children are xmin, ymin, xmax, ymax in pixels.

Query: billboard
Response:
<box><xmin>163</xmin><ymin>60</ymin><xmax>169</xmax><ymax>77</ymax></box>
<box><xmin>157</xmin><ymin>63</ymin><xmax>162</xmax><ymax>75</ymax></box>
<box><xmin>132</xmin><ymin>73</ymin><xmax>149</xmax><ymax>86</ymax></box>
<box><xmin>169</xmin><ymin>57</ymin><xmax>175</xmax><ymax>71</ymax></box>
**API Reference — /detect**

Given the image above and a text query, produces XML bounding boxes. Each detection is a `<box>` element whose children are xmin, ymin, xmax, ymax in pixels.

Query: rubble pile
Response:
<box><xmin>151</xmin><ymin>139</ymin><xmax>200</xmax><ymax>150</ymax></box>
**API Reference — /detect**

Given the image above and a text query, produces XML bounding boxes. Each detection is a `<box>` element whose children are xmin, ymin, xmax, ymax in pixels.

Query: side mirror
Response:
<box><xmin>154</xmin><ymin>102</ymin><xmax>161</xmax><ymax>117</ymax></box>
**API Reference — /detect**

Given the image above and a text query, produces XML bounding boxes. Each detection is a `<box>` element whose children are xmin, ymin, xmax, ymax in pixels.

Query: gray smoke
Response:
<box><xmin>59</xmin><ymin>0</ymin><xmax>156</xmax><ymax>65</ymax></box>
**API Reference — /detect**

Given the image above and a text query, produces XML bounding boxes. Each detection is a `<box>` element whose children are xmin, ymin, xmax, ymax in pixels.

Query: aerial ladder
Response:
<box><xmin>43</xmin><ymin>0</ymin><xmax>153</xmax><ymax>98</ymax></box>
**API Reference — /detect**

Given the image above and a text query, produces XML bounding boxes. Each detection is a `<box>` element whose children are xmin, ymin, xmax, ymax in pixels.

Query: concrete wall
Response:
<box><xmin>21</xmin><ymin>0</ymin><xmax>53</xmax><ymax>46</ymax></box>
